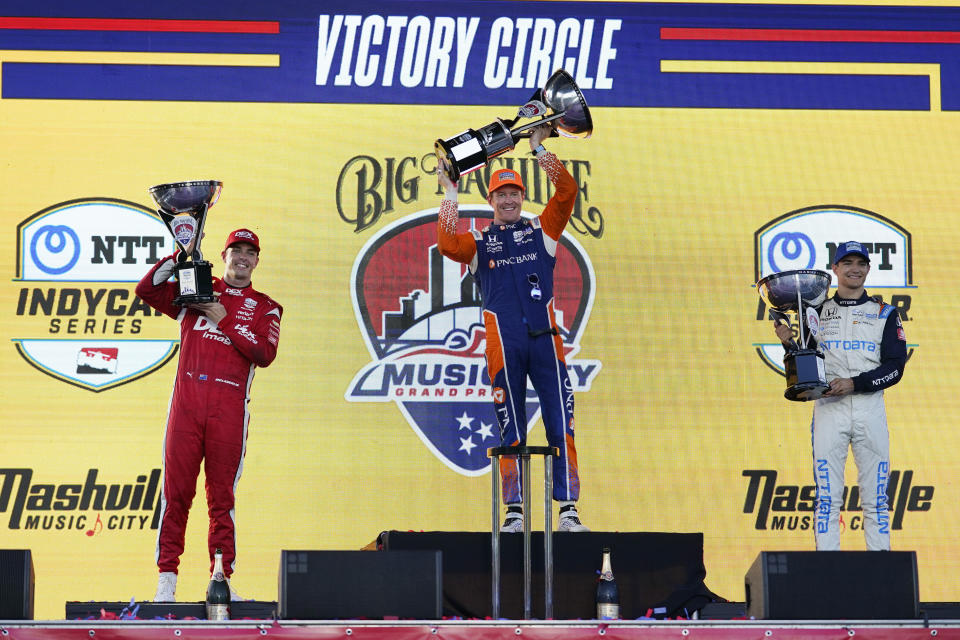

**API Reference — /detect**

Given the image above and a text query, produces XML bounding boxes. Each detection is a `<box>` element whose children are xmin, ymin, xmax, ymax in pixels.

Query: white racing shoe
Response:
<box><xmin>558</xmin><ymin>508</ymin><xmax>590</xmax><ymax>532</ymax></box>
<box><xmin>499</xmin><ymin>512</ymin><xmax>524</xmax><ymax>533</ymax></box>
<box><xmin>154</xmin><ymin>572</ymin><xmax>177</xmax><ymax>602</ymax></box>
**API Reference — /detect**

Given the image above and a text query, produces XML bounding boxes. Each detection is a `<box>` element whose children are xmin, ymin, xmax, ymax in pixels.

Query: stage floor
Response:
<box><xmin>4</xmin><ymin>619</ymin><xmax>960</xmax><ymax>640</ymax></box>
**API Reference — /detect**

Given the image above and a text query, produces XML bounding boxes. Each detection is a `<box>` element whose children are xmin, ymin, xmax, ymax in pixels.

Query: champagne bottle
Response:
<box><xmin>596</xmin><ymin>547</ymin><xmax>620</xmax><ymax>619</ymax></box>
<box><xmin>206</xmin><ymin>548</ymin><xmax>231</xmax><ymax>621</ymax></box>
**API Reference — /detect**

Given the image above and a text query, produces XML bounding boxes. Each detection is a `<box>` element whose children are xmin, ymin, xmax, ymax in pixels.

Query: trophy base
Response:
<box><xmin>173</xmin><ymin>293</ymin><xmax>218</xmax><ymax>306</ymax></box>
<box><xmin>173</xmin><ymin>260</ymin><xmax>214</xmax><ymax>306</ymax></box>
<box><xmin>435</xmin><ymin>120</ymin><xmax>514</xmax><ymax>182</ymax></box>
<box><xmin>785</xmin><ymin>381</ymin><xmax>831</xmax><ymax>402</ymax></box>
<box><xmin>783</xmin><ymin>348</ymin><xmax>829</xmax><ymax>403</ymax></box>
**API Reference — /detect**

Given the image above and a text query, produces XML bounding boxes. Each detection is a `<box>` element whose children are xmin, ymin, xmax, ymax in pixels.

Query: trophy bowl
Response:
<box><xmin>542</xmin><ymin>69</ymin><xmax>593</xmax><ymax>139</ymax></box>
<box><xmin>149</xmin><ymin>180</ymin><xmax>222</xmax><ymax>214</ymax></box>
<box><xmin>434</xmin><ymin>68</ymin><xmax>593</xmax><ymax>182</ymax></box>
<box><xmin>757</xmin><ymin>269</ymin><xmax>832</xmax><ymax>312</ymax></box>
<box><xmin>757</xmin><ymin>269</ymin><xmax>832</xmax><ymax>402</ymax></box>
<box><xmin>148</xmin><ymin>179</ymin><xmax>223</xmax><ymax>305</ymax></box>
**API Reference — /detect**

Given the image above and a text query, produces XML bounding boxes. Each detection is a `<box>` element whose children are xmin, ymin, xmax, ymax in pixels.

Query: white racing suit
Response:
<box><xmin>811</xmin><ymin>292</ymin><xmax>907</xmax><ymax>550</ymax></box>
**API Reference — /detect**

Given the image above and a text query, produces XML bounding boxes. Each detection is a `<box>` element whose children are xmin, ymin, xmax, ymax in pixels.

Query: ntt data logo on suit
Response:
<box><xmin>13</xmin><ymin>198</ymin><xmax>179</xmax><ymax>391</ymax></box>
<box><xmin>345</xmin><ymin>209</ymin><xmax>601</xmax><ymax>476</ymax></box>
<box><xmin>753</xmin><ymin>205</ymin><xmax>916</xmax><ymax>376</ymax></box>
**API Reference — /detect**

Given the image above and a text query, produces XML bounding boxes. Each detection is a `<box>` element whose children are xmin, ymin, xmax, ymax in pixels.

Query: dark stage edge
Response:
<box><xmin>6</xmin><ymin>619</ymin><xmax>960</xmax><ymax>640</ymax></box>
<box><xmin>62</xmin><ymin>601</ymin><xmax>960</xmax><ymax>622</ymax></box>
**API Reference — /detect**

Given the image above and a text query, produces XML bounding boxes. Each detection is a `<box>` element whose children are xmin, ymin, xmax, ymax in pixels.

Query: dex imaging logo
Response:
<box><xmin>346</xmin><ymin>209</ymin><xmax>601</xmax><ymax>476</ymax></box>
<box><xmin>753</xmin><ymin>205</ymin><xmax>915</xmax><ymax>376</ymax></box>
<box><xmin>13</xmin><ymin>198</ymin><xmax>179</xmax><ymax>391</ymax></box>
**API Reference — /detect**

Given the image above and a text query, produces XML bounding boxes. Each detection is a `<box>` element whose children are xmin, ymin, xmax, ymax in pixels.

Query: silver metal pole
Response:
<box><xmin>795</xmin><ymin>275</ymin><xmax>806</xmax><ymax>348</ymax></box>
<box><xmin>491</xmin><ymin>453</ymin><xmax>500</xmax><ymax>619</ymax></box>
<box><xmin>544</xmin><ymin>453</ymin><xmax>554</xmax><ymax>619</ymax></box>
<box><xmin>522</xmin><ymin>453</ymin><xmax>532</xmax><ymax>620</ymax></box>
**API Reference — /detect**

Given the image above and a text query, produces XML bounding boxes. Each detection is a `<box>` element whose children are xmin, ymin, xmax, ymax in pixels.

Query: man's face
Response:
<box><xmin>832</xmin><ymin>254</ymin><xmax>870</xmax><ymax>290</ymax></box>
<box><xmin>222</xmin><ymin>242</ymin><xmax>259</xmax><ymax>282</ymax></box>
<box><xmin>488</xmin><ymin>186</ymin><xmax>524</xmax><ymax>224</ymax></box>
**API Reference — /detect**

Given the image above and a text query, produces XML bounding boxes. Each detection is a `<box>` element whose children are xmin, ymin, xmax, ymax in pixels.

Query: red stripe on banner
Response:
<box><xmin>661</xmin><ymin>27</ymin><xmax>960</xmax><ymax>43</ymax></box>
<box><xmin>0</xmin><ymin>16</ymin><xmax>278</xmax><ymax>33</ymax></box>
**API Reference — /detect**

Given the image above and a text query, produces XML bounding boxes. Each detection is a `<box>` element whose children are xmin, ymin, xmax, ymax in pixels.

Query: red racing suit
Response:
<box><xmin>136</xmin><ymin>255</ymin><xmax>282</xmax><ymax>577</ymax></box>
<box><xmin>437</xmin><ymin>151</ymin><xmax>580</xmax><ymax>504</ymax></box>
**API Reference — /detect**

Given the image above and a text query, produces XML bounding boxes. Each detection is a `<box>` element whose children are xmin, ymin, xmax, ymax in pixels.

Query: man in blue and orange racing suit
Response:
<box><xmin>137</xmin><ymin>228</ymin><xmax>282</xmax><ymax>601</ymax></box>
<box><xmin>437</xmin><ymin>124</ymin><xmax>588</xmax><ymax>533</ymax></box>
<box><xmin>774</xmin><ymin>241</ymin><xmax>906</xmax><ymax>550</ymax></box>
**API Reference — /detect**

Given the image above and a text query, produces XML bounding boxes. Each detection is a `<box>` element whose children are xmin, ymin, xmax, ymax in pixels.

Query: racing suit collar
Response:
<box><xmin>832</xmin><ymin>291</ymin><xmax>871</xmax><ymax>306</ymax></box>
<box><xmin>219</xmin><ymin>276</ymin><xmax>253</xmax><ymax>291</ymax></box>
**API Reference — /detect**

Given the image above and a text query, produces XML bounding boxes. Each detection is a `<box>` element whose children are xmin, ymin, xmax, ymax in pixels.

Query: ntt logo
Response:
<box><xmin>13</xmin><ymin>198</ymin><xmax>179</xmax><ymax>391</ymax></box>
<box><xmin>752</xmin><ymin>204</ymin><xmax>916</xmax><ymax>378</ymax></box>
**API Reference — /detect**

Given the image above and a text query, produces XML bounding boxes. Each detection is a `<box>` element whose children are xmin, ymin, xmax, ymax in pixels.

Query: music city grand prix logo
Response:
<box><xmin>753</xmin><ymin>205</ymin><xmax>916</xmax><ymax>376</ymax></box>
<box><xmin>13</xmin><ymin>198</ymin><xmax>178</xmax><ymax>391</ymax></box>
<box><xmin>345</xmin><ymin>209</ymin><xmax>601</xmax><ymax>476</ymax></box>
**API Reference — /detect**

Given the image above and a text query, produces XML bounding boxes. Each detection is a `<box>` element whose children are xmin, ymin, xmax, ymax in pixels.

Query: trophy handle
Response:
<box><xmin>156</xmin><ymin>209</ymin><xmax>189</xmax><ymax>264</ymax></box>
<box><xmin>156</xmin><ymin>203</ymin><xmax>209</xmax><ymax>263</ymax></box>
<box><xmin>192</xmin><ymin>201</ymin><xmax>210</xmax><ymax>262</ymax></box>
<box><xmin>509</xmin><ymin>113</ymin><xmax>564</xmax><ymax>139</ymax></box>
<box><xmin>770</xmin><ymin>309</ymin><xmax>800</xmax><ymax>352</ymax></box>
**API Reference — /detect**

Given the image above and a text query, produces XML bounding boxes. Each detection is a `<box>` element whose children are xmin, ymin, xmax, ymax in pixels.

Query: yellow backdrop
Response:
<box><xmin>0</xmin><ymin>61</ymin><xmax>956</xmax><ymax>621</ymax></box>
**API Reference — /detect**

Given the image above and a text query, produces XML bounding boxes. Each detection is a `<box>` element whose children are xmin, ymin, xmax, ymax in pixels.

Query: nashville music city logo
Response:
<box><xmin>345</xmin><ymin>208</ymin><xmax>601</xmax><ymax>475</ymax></box>
<box><xmin>0</xmin><ymin>468</ymin><xmax>161</xmax><ymax>534</ymax></box>
<box><xmin>742</xmin><ymin>469</ymin><xmax>933</xmax><ymax>533</ymax></box>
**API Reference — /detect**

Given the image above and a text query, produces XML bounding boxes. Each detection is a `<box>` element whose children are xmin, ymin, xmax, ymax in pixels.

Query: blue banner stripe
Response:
<box><xmin>2</xmin><ymin>2</ymin><xmax>959</xmax><ymax>109</ymax></box>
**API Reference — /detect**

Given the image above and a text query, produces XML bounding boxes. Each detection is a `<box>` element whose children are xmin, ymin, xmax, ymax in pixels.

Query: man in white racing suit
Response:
<box><xmin>775</xmin><ymin>241</ymin><xmax>907</xmax><ymax>550</ymax></box>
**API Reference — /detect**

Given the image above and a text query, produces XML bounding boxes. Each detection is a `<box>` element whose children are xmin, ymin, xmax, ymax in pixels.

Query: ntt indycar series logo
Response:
<box><xmin>14</xmin><ymin>198</ymin><xmax>178</xmax><ymax>391</ymax></box>
<box><xmin>346</xmin><ymin>209</ymin><xmax>600</xmax><ymax>476</ymax></box>
<box><xmin>753</xmin><ymin>205</ymin><xmax>915</xmax><ymax>375</ymax></box>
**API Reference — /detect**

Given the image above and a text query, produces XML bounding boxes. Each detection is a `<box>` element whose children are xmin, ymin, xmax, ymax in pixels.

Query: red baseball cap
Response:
<box><xmin>224</xmin><ymin>228</ymin><xmax>260</xmax><ymax>252</ymax></box>
<box><xmin>487</xmin><ymin>168</ymin><xmax>525</xmax><ymax>194</ymax></box>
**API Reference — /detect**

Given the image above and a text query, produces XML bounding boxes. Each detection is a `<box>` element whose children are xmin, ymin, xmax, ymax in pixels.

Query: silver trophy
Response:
<box><xmin>757</xmin><ymin>270</ymin><xmax>832</xmax><ymax>401</ymax></box>
<box><xmin>435</xmin><ymin>69</ymin><xmax>593</xmax><ymax>182</ymax></box>
<box><xmin>149</xmin><ymin>180</ymin><xmax>223</xmax><ymax>305</ymax></box>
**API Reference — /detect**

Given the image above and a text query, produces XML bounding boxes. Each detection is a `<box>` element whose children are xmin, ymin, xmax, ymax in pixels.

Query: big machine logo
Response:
<box><xmin>346</xmin><ymin>209</ymin><xmax>601</xmax><ymax>475</ymax></box>
<box><xmin>14</xmin><ymin>198</ymin><xmax>178</xmax><ymax>391</ymax></box>
<box><xmin>753</xmin><ymin>204</ymin><xmax>915</xmax><ymax>376</ymax></box>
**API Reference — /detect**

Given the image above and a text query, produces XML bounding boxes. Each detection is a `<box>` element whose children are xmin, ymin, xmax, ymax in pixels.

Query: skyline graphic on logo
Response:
<box><xmin>346</xmin><ymin>208</ymin><xmax>601</xmax><ymax>475</ymax></box>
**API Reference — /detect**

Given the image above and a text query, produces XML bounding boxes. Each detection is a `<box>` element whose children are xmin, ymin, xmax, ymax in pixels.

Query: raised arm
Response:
<box><xmin>436</xmin><ymin>159</ymin><xmax>478</xmax><ymax>265</ymax></box>
<box><xmin>534</xmin><ymin>145</ymin><xmax>577</xmax><ymax>241</ymax></box>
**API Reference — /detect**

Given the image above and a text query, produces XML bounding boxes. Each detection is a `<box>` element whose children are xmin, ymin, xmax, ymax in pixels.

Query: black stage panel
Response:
<box><xmin>378</xmin><ymin>531</ymin><xmax>720</xmax><ymax>619</ymax></box>
<box><xmin>65</xmin><ymin>600</ymin><xmax>277</xmax><ymax>620</ymax></box>
<box><xmin>279</xmin><ymin>550</ymin><xmax>442</xmax><ymax>620</ymax></box>
<box><xmin>745</xmin><ymin>551</ymin><xmax>919</xmax><ymax>620</ymax></box>
<box><xmin>0</xmin><ymin>549</ymin><xmax>34</xmax><ymax>620</ymax></box>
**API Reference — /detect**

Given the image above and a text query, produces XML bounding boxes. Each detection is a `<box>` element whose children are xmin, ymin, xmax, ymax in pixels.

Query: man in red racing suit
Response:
<box><xmin>137</xmin><ymin>228</ymin><xmax>282</xmax><ymax>601</ymax></box>
<box><xmin>436</xmin><ymin>124</ymin><xmax>588</xmax><ymax>533</ymax></box>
